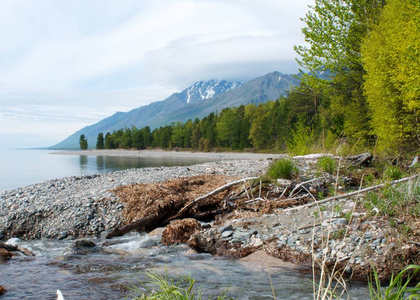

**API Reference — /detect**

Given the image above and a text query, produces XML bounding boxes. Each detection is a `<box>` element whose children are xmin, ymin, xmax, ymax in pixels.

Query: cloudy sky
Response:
<box><xmin>0</xmin><ymin>0</ymin><xmax>313</xmax><ymax>148</ymax></box>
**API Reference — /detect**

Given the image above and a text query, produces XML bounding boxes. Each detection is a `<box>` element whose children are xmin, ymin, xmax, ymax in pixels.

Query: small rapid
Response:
<box><xmin>0</xmin><ymin>234</ymin><xmax>370</xmax><ymax>300</ymax></box>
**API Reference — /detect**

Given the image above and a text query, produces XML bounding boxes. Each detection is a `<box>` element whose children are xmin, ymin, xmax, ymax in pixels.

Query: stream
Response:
<box><xmin>1</xmin><ymin>234</ymin><xmax>370</xmax><ymax>299</ymax></box>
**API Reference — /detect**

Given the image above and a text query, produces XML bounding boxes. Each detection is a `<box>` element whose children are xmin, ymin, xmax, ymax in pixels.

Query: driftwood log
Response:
<box><xmin>106</xmin><ymin>177</ymin><xmax>259</xmax><ymax>239</ymax></box>
<box><xmin>0</xmin><ymin>243</ymin><xmax>35</xmax><ymax>256</ymax></box>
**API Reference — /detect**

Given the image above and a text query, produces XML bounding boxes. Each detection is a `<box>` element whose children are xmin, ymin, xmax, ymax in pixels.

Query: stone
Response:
<box><xmin>219</xmin><ymin>224</ymin><xmax>233</xmax><ymax>233</ymax></box>
<box><xmin>253</xmin><ymin>238</ymin><xmax>263</xmax><ymax>247</ymax></box>
<box><xmin>139</xmin><ymin>236</ymin><xmax>161</xmax><ymax>248</ymax></box>
<box><xmin>221</xmin><ymin>230</ymin><xmax>233</xmax><ymax>238</ymax></box>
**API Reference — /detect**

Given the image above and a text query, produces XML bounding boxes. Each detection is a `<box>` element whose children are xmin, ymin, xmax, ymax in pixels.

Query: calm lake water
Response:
<box><xmin>0</xmin><ymin>149</ymin><xmax>219</xmax><ymax>192</ymax></box>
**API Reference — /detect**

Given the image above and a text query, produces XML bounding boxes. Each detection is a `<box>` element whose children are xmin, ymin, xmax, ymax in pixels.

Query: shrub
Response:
<box><xmin>317</xmin><ymin>156</ymin><xmax>337</xmax><ymax>174</ymax></box>
<box><xmin>384</xmin><ymin>165</ymin><xmax>403</xmax><ymax>181</ymax></box>
<box><xmin>267</xmin><ymin>158</ymin><xmax>299</xmax><ymax>179</ymax></box>
<box><xmin>287</xmin><ymin>119</ymin><xmax>315</xmax><ymax>156</ymax></box>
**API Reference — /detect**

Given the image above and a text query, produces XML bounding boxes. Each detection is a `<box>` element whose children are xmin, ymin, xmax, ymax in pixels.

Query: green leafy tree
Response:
<box><xmin>362</xmin><ymin>0</ymin><xmax>420</xmax><ymax>153</ymax></box>
<box><xmin>79</xmin><ymin>134</ymin><xmax>88</xmax><ymax>150</ymax></box>
<box><xmin>295</xmin><ymin>0</ymin><xmax>384</xmax><ymax>143</ymax></box>
<box><xmin>95</xmin><ymin>132</ymin><xmax>104</xmax><ymax>149</ymax></box>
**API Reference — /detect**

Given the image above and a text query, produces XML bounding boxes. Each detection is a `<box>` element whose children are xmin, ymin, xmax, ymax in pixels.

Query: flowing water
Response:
<box><xmin>0</xmin><ymin>150</ymin><xmax>371</xmax><ymax>299</ymax></box>
<box><xmin>1</xmin><ymin>234</ymin><xmax>370</xmax><ymax>300</ymax></box>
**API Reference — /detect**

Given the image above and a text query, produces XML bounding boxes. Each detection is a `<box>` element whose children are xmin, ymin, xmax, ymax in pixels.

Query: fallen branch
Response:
<box><xmin>408</xmin><ymin>241</ymin><xmax>420</xmax><ymax>247</ymax></box>
<box><xmin>175</xmin><ymin>177</ymin><xmax>259</xmax><ymax>216</ymax></box>
<box><xmin>283</xmin><ymin>174</ymin><xmax>420</xmax><ymax>212</ymax></box>
<box><xmin>107</xmin><ymin>177</ymin><xmax>259</xmax><ymax>239</ymax></box>
<box><xmin>289</xmin><ymin>177</ymin><xmax>324</xmax><ymax>197</ymax></box>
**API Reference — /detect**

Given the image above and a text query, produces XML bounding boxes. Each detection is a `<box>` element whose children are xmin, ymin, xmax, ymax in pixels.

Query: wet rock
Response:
<box><xmin>71</xmin><ymin>239</ymin><xmax>98</xmax><ymax>254</ymax></box>
<box><xmin>0</xmin><ymin>248</ymin><xmax>13</xmax><ymax>261</ymax></box>
<box><xmin>0</xmin><ymin>285</ymin><xmax>6</xmax><ymax>295</ymax></box>
<box><xmin>138</xmin><ymin>236</ymin><xmax>161</xmax><ymax>248</ymax></box>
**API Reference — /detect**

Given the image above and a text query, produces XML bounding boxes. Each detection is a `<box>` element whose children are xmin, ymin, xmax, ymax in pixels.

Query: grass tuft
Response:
<box><xmin>267</xmin><ymin>158</ymin><xmax>299</xmax><ymax>180</ymax></box>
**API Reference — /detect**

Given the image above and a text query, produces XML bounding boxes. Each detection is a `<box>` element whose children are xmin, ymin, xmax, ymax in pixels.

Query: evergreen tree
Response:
<box><xmin>79</xmin><ymin>134</ymin><xmax>88</xmax><ymax>150</ymax></box>
<box><xmin>96</xmin><ymin>133</ymin><xmax>104</xmax><ymax>149</ymax></box>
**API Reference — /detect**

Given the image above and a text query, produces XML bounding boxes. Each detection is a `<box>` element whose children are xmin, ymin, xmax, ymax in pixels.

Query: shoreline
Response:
<box><xmin>1</xmin><ymin>154</ymin><xmax>418</xmax><ymax>284</ymax></box>
<box><xmin>51</xmin><ymin>148</ymin><xmax>284</xmax><ymax>161</ymax></box>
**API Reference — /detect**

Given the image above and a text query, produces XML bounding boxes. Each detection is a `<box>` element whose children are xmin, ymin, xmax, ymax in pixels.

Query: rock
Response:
<box><xmin>0</xmin><ymin>248</ymin><xmax>13</xmax><ymax>260</ymax></box>
<box><xmin>0</xmin><ymin>231</ymin><xmax>5</xmax><ymax>240</ymax></box>
<box><xmin>71</xmin><ymin>239</ymin><xmax>99</xmax><ymax>254</ymax></box>
<box><xmin>5</xmin><ymin>238</ymin><xmax>20</xmax><ymax>247</ymax></box>
<box><xmin>0</xmin><ymin>285</ymin><xmax>6</xmax><ymax>295</ymax></box>
<box><xmin>185</xmin><ymin>248</ymin><xmax>199</xmax><ymax>255</ymax></box>
<box><xmin>58</xmin><ymin>231</ymin><xmax>69</xmax><ymax>240</ymax></box>
<box><xmin>148</xmin><ymin>227</ymin><xmax>165</xmax><ymax>237</ymax></box>
<box><xmin>138</xmin><ymin>236</ymin><xmax>161</xmax><ymax>248</ymax></box>
<box><xmin>221</xmin><ymin>230</ymin><xmax>234</xmax><ymax>238</ymax></box>
<box><xmin>219</xmin><ymin>224</ymin><xmax>233</xmax><ymax>233</ymax></box>
<box><xmin>252</xmin><ymin>238</ymin><xmax>264</xmax><ymax>247</ymax></box>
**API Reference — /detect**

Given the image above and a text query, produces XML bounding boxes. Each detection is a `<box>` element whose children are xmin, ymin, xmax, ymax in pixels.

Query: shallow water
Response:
<box><xmin>0</xmin><ymin>235</ymin><xmax>370</xmax><ymax>300</ymax></box>
<box><xmin>0</xmin><ymin>149</ymin><xmax>220</xmax><ymax>192</ymax></box>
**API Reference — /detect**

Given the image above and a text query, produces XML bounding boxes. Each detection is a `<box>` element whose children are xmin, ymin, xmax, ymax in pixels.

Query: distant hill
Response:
<box><xmin>51</xmin><ymin>71</ymin><xmax>300</xmax><ymax>149</ymax></box>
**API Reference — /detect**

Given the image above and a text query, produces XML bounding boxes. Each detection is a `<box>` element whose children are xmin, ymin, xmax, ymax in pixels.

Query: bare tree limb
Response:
<box><xmin>176</xmin><ymin>177</ymin><xmax>259</xmax><ymax>216</ymax></box>
<box><xmin>283</xmin><ymin>174</ymin><xmax>420</xmax><ymax>212</ymax></box>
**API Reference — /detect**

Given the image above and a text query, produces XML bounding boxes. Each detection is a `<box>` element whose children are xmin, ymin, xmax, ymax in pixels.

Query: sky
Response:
<box><xmin>0</xmin><ymin>0</ymin><xmax>313</xmax><ymax>148</ymax></box>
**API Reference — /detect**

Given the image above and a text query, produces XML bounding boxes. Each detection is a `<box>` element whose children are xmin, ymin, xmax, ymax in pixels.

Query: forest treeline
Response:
<box><xmin>85</xmin><ymin>0</ymin><xmax>420</xmax><ymax>156</ymax></box>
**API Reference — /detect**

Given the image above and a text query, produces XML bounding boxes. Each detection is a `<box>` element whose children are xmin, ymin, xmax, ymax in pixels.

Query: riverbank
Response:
<box><xmin>1</xmin><ymin>153</ymin><xmax>419</xmax><ymax>287</ymax></box>
<box><xmin>52</xmin><ymin>148</ymin><xmax>283</xmax><ymax>160</ymax></box>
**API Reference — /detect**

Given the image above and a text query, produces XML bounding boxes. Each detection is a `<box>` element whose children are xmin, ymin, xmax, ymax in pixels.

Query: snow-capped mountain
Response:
<box><xmin>51</xmin><ymin>71</ymin><xmax>300</xmax><ymax>149</ymax></box>
<box><xmin>181</xmin><ymin>80</ymin><xmax>243</xmax><ymax>103</ymax></box>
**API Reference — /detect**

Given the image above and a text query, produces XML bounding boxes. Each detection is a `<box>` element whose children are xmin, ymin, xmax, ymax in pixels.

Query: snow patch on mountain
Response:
<box><xmin>184</xmin><ymin>80</ymin><xmax>243</xmax><ymax>103</ymax></box>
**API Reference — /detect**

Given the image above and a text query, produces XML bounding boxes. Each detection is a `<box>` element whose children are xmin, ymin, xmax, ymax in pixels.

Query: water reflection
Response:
<box><xmin>79</xmin><ymin>155</ymin><xmax>88</xmax><ymax>171</ymax></box>
<box><xmin>78</xmin><ymin>154</ymin><xmax>221</xmax><ymax>174</ymax></box>
<box><xmin>96</xmin><ymin>156</ymin><xmax>104</xmax><ymax>171</ymax></box>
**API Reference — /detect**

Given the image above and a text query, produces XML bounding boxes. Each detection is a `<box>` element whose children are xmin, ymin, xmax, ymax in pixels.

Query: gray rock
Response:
<box><xmin>219</xmin><ymin>224</ymin><xmax>233</xmax><ymax>233</ymax></box>
<box><xmin>221</xmin><ymin>230</ymin><xmax>233</xmax><ymax>239</ymax></box>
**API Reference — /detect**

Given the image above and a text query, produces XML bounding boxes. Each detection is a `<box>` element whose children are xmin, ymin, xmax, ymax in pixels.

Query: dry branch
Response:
<box><xmin>289</xmin><ymin>177</ymin><xmax>324</xmax><ymax>197</ymax></box>
<box><xmin>175</xmin><ymin>177</ymin><xmax>259</xmax><ymax>216</ymax></box>
<box><xmin>283</xmin><ymin>174</ymin><xmax>420</xmax><ymax>212</ymax></box>
<box><xmin>107</xmin><ymin>176</ymin><xmax>259</xmax><ymax>239</ymax></box>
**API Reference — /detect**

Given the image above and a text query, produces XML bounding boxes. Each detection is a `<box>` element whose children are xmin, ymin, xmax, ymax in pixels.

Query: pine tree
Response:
<box><xmin>79</xmin><ymin>134</ymin><xmax>88</xmax><ymax>150</ymax></box>
<box><xmin>96</xmin><ymin>133</ymin><xmax>104</xmax><ymax>149</ymax></box>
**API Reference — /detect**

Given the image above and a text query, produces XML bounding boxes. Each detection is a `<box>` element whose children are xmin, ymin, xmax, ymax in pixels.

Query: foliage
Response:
<box><xmin>384</xmin><ymin>166</ymin><xmax>403</xmax><ymax>181</ymax></box>
<box><xmin>368</xmin><ymin>265</ymin><xmax>420</xmax><ymax>300</ymax></box>
<box><xmin>363</xmin><ymin>177</ymin><xmax>420</xmax><ymax>218</ymax></box>
<box><xmin>79</xmin><ymin>134</ymin><xmax>88</xmax><ymax>150</ymax></box>
<box><xmin>128</xmin><ymin>269</ymin><xmax>230</xmax><ymax>300</ymax></box>
<box><xmin>287</xmin><ymin>118</ymin><xmax>315</xmax><ymax>155</ymax></box>
<box><xmin>362</xmin><ymin>0</ymin><xmax>420</xmax><ymax>153</ymax></box>
<box><xmin>295</xmin><ymin>0</ymin><xmax>384</xmax><ymax>144</ymax></box>
<box><xmin>317</xmin><ymin>156</ymin><xmax>337</xmax><ymax>174</ymax></box>
<box><xmin>267</xmin><ymin>158</ymin><xmax>299</xmax><ymax>180</ymax></box>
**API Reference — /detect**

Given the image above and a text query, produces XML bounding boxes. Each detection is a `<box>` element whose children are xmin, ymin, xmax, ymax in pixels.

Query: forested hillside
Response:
<box><xmin>89</xmin><ymin>0</ymin><xmax>420</xmax><ymax>156</ymax></box>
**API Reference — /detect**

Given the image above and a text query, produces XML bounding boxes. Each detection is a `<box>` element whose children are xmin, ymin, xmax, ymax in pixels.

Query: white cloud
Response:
<box><xmin>0</xmin><ymin>0</ymin><xmax>313</xmax><ymax>147</ymax></box>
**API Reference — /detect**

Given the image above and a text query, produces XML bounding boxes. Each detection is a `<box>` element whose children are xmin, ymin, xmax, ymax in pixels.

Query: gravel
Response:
<box><xmin>0</xmin><ymin>159</ymin><xmax>273</xmax><ymax>240</ymax></box>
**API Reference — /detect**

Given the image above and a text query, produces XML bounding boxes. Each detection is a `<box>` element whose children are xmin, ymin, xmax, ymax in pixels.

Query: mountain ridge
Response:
<box><xmin>51</xmin><ymin>71</ymin><xmax>300</xmax><ymax>149</ymax></box>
